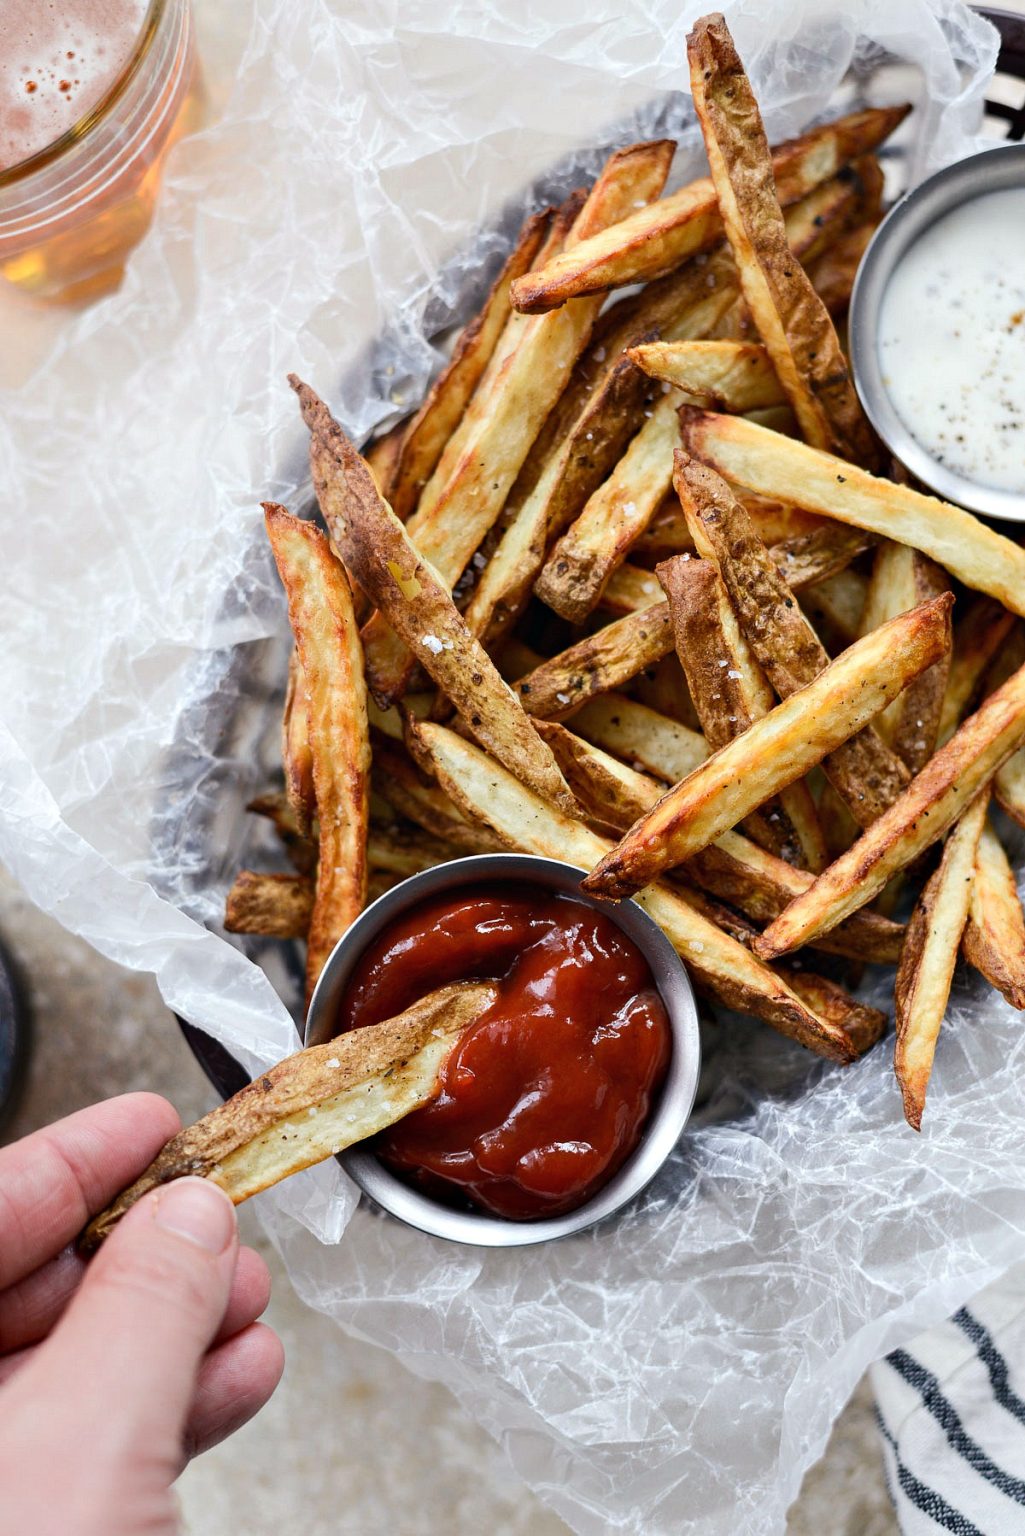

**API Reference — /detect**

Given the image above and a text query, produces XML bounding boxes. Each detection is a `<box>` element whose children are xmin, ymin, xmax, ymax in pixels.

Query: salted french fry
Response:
<box><xmin>371</xmin><ymin>739</ymin><xmax>505</xmax><ymax>855</ymax></box>
<box><xmin>292</xmin><ymin>380</ymin><xmax>576</xmax><ymax>814</ymax></box>
<box><xmin>572</xmin><ymin>691</ymin><xmax>708</xmax><ymax>782</ymax></box>
<box><xmin>80</xmin><ymin>983</ymin><xmax>498</xmax><ymax>1251</ymax></box>
<box><xmin>600</xmin><ymin>563</ymin><xmax>670</xmax><ymax>615</ymax></box>
<box><xmin>362</xmin><ymin>141</ymin><xmax>676</xmax><ymax>700</ymax></box>
<box><xmin>635</xmin><ymin>495</ymin><xmax>827</xmax><ymax>561</ymax></box>
<box><xmin>515</xmin><ymin>604</ymin><xmax>673</xmax><ymax>720</ymax></box>
<box><xmin>510</xmin><ymin>106</ymin><xmax>908</xmax><ymax>313</ymax></box>
<box><xmin>681</xmin><ymin>410</ymin><xmax>1025</xmax><ymax>617</ymax></box>
<box><xmin>282</xmin><ymin>648</ymin><xmax>316</xmax><ymax>838</ymax></box>
<box><xmin>630</xmin><ymin>654</ymin><xmax>703</xmax><ymax>731</ymax></box>
<box><xmin>386</xmin><ymin>208</ymin><xmax>552</xmax><ymax>521</ymax></box>
<box><xmin>412</xmin><ymin>719</ymin><xmax>854</xmax><ymax>1062</ymax></box>
<box><xmin>629</xmin><ymin>340</ymin><xmax>784</xmax><ymax>412</ymax></box>
<box><xmin>785</xmin><ymin>970</ymin><xmax>887</xmax><ymax>1058</ymax></box>
<box><xmin>962</xmin><ymin>817</ymin><xmax>1025</xmax><ymax>1010</ymax></box>
<box><xmin>365</xmin><ymin>417</ymin><xmax>410</xmax><ymax>499</ymax></box>
<box><xmin>583</xmin><ymin>595</ymin><xmax>952</xmax><ymax>899</ymax></box>
<box><xmin>807</xmin><ymin>218</ymin><xmax>878</xmax><ymax>316</ymax></box>
<box><xmin>224</xmin><ymin>870</ymin><xmax>315</xmax><ymax>939</ymax></box>
<box><xmin>757</xmin><ymin>662</ymin><xmax>1025</xmax><ymax>957</ymax></box>
<box><xmin>264</xmin><ymin>506</ymin><xmax>370</xmax><ymax>1001</ymax></box>
<box><xmin>658</xmin><ymin>552</ymin><xmax>826</xmax><ymax>869</ymax></box>
<box><xmin>537</xmin><ymin>720</ymin><xmax>902</xmax><ymax>964</ymax></box>
<box><xmin>367</xmin><ymin>825</ymin><xmax>461</xmax><ymax>879</ymax></box>
<box><xmin>798</xmin><ymin>567</ymin><xmax>869</xmax><ymax>651</ymax></box>
<box><xmin>687</xmin><ymin>14</ymin><xmax>877</xmax><ymax>465</ymax></box>
<box><xmin>894</xmin><ymin>792</ymin><xmax>988</xmax><ymax>1130</ymax></box>
<box><xmin>677</xmin><ymin>454</ymin><xmax>911</xmax><ymax>827</ymax></box>
<box><xmin>937</xmin><ymin>596</ymin><xmax>1017</xmax><ymax>747</ymax></box>
<box><xmin>857</xmin><ymin>543</ymin><xmax>951</xmax><ymax>773</ymax></box>
<box><xmin>535</xmin><ymin>391</ymin><xmax>682</xmax><ymax>622</ymax></box>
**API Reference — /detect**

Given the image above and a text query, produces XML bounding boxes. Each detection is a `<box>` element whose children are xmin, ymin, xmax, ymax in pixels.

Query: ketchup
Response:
<box><xmin>338</xmin><ymin>885</ymin><xmax>671</xmax><ymax>1221</ymax></box>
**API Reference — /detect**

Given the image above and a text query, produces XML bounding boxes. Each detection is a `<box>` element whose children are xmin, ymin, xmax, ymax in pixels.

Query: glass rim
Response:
<box><xmin>0</xmin><ymin>0</ymin><xmax>167</xmax><ymax>189</ymax></box>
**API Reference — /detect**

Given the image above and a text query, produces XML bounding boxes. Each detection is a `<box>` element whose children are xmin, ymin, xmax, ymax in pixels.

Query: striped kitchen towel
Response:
<box><xmin>872</xmin><ymin>1264</ymin><xmax>1025</xmax><ymax>1534</ymax></box>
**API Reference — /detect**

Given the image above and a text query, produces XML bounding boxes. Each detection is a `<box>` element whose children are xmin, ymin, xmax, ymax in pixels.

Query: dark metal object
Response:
<box><xmin>0</xmin><ymin>938</ymin><xmax>31</xmax><ymax>1137</ymax></box>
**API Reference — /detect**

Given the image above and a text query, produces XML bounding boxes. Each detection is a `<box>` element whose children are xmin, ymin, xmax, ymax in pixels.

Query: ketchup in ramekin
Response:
<box><xmin>337</xmin><ymin>884</ymin><xmax>671</xmax><ymax>1220</ymax></box>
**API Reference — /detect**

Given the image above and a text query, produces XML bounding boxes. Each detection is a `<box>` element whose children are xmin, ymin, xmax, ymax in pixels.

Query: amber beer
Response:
<box><xmin>0</xmin><ymin>0</ymin><xmax>200</xmax><ymax>302</ymax></box>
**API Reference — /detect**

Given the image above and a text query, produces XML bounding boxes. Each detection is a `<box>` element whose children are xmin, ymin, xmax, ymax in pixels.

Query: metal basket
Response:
<box><xmin>170</xmin><ymin>5</ymin><xmax>1025</xmax><ymax>1101</ymax></box>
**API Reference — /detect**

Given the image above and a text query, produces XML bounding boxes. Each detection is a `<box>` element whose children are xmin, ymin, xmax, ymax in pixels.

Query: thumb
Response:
<box><xmin>32</xmin><ymin>1177</ymin><xmax>239</xmax><ymax>1474</ymax></box>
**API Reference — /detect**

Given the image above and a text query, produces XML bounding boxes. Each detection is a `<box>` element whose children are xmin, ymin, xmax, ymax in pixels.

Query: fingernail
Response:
<box><xmin>153</xmin><ymin>1178</ymin><xmax>236</xmax><ymax>1254</ymax></box>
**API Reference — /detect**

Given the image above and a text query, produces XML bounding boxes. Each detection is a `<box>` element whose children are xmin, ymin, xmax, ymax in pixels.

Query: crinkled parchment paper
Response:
<box><xmin>1</xmin><ymin>2</ymin><xmax>1017</xmax><ymax>1531</ymax></box>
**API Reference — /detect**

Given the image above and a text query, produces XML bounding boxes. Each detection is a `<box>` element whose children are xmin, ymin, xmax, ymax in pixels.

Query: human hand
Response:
<box><xmin>0</xmin><ymin>1093</ymin><xmax>284</xmax><ymax>1536</ymax></box>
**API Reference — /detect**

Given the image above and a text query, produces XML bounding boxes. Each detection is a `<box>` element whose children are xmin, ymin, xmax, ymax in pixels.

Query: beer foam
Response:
<box><xmin>0</xmin><ymin>0</ymin><xmax>149</xmax><ymax>172</ymax></box>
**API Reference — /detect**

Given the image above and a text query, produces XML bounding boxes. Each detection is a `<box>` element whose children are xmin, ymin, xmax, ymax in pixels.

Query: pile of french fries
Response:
<box><xmin>228</xmin><ymin>12</ymin><xmax>1025</xmax><ymax>1134</ymax></box>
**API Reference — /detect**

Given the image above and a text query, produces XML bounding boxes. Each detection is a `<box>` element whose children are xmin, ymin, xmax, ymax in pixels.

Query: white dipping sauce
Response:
<box><xmin>878</xmin><ymin>187</ymin><xmax>1025</xmax><ymax>494</ymax></box>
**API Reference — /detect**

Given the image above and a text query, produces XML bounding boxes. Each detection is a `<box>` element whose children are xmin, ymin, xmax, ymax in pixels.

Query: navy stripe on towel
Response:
<box><xmin>953</xmin><ymin>1307</ymin><xmax>1025</xmax><ymax>1430</ymax></box>
<box><xmin>875</xmin><ymin>1410</ymin><xmax>986</xmax><ymax>1536</ymax></box>
<box><xmin>888</xmin><ymin>1349</ymin><xmax>1025</xmax><ymax>1506</ymax></box>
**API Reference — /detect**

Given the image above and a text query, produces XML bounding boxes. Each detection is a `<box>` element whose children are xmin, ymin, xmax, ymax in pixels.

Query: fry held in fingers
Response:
<box><xmin>80</xmin><ymin>984</ymin><xmax>498</xmax><ymax>1251</ymax></box>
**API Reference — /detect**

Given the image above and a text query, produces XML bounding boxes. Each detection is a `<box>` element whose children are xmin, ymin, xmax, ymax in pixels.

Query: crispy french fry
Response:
<box><xmin>224</xmin><ymin>870</ymin><xmax>315</xmax><ymax>939</ymax></box>
<box><xmin>996</xmin><ymin>747</ymin><xmax>1025</xmax><ymax>830</ymax></box>
<box><xmin>629</xmin><ymin>340</ymin><xmax>784</xmax><ymax>412</ymax></box>
<box><xmin>515</xmin><ymin>603</ymin><xmax>674</xmax><ymax>720</ymax></box>
<box><xmin>687</xmin><ymin>14</ymin><xmax>877</xmax><ymax>464</ymax></box>
<box><xmin>535</xmin><ymin>392</ymin><xmax>682</xmax><ymax>621</ymax></box>
<box><xmin>962</xmin><ymin>816</ymin><xmax>1025</xmax><ymax>1010</ymax></box>
<box><xmin>635</xmin><ymin>495</ymin><xmax>827</xmax><ymax>561</ymax></box>
<box><xmin>757</xmin><ymin>662</ymin><xmax>1025</xmax><ymax>957</ymax></box>
<box><xmin>537</xmin><ymin>720</ymin><xmax>902</xmax><ymax>964</ymax></box>
<box><xmin>80</xmin><ymin>983</ymin><xmax>498</xmax><ymax>1251</ymax></box>
<box><xmin>857</xmin><ymin>543</ymin><xmax>951</xmax><ymax>773</ymax></box>
<box><xmin>783</xmin><ymin>970</ymin><xmax>887</xmax><ymax>1058</ymax></box>
<box><xmin>807</xmin><ymin>218</ymin><xmax>878</xmax><ymax>316</ymax></box>
<box><xmin>572</xmin><ymin>691</ymin><xmax>708</xmax><ymax>782</ymax></box>
<box><xmin>264</xmin><ymin>506</ymin><xmax>370</xmax><ymax>1001</ymax></box>
<box><xmin>282</xmin><ymin>648</ymin><xmax>315</xmax><ymax>838</ymax></box>
<box><xmin>386</xmin><ymin>209</ymin><xmax>552</xmax><ymax>521</ymax></box>
<box><xmin>937</xmin><ymin>596</ymin><xmax>1017</xmax><ymax>747</ymax></box>
<box><xmin>583</xmin><ymin>595</ymin><xmax>953</xmax><ymax>900</ymax></box>
<box><xmin>412</xmin><ymin>719</ymin><xmax>854</xmax><ymax>1061</ymax></box>
<box><xmin>681</xmin><ymin>410</ymin><xmax>1025</xmax><ymax>617</ymax></box>
<box><xmin>600</xmin><ymin>563</ymin><xmax>671</xmax><ymax>615</ymax></box>
<box><xmin>365</xmin><ymin>417</ymin><xmax>410</xmax><ymax>499</ymax></box>
<box><xmin>367</xmin><ymin>824</ymin><xmax>461</xmax><ymax>879</ymax></box>
<box><xmin>293</xmin><ymin>380</ymin><xmax>576</xmax><ymax>814</ymax></box>
<box><xmin>894</xmin><ymin>791</ymin><xmax>988</xmax><ymax>1130</ymax></box>
<box><xmin>362</xmin><ymin>141</ymin><xmax>676</xmax><ymax>700</ymax></box>
<box><xmin>510</xmin><ymin>106</ymin><xmax>908</xmax><ymax>313</ymax></box>
<box><xmin>658</xmin><ymin>552</ymin><xmax>826</xmax><ymax>869</ymax></box>
<box><xmin>630</xmin><ymin>653</ymin><xmax>703</xmax><ymax>731</ymax></box>
<box><xmin>677</xmin><ymin>454</ymin><xmax>911</xmax><ymax>827</ymax></box>
<box><xmin>798</xmin><ymin>567</ymin><xmax>869</xmax><ymax>651</ymax></box>
<box><xmin>371</xmin><ymin>739</ymin><xmax>505</xmax><ymax>855</ymax></box>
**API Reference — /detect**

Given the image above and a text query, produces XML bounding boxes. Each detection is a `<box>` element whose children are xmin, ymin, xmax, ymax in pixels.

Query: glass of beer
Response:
<box><xmin>0</xmin><ymin>0</ymin><xmax>200</xmax><ymax>303</ymax></box>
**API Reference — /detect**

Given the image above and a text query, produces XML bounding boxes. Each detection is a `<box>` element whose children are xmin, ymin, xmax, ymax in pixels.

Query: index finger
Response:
<box><xmin>0</xmin><ymin>1093</ymin><xmax>181</xmax><ymax>1291</ymax></box>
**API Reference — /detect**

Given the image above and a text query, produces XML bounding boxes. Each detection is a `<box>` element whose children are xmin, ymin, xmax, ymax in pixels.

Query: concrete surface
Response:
<box><xmin>0</xmin><ymin>866</ymin><xmax>894</xmax><ymax>1534</ymax></box>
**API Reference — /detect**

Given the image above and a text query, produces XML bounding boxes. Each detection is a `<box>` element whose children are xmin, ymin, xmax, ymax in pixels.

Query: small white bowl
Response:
<box><xmin>305</xmin><ymin>854</ymin><xmax>701</xmax><ymax>1248</ymax></box>
<box><xmin>849</xmin><ymin>142</ymin><xmax>1025</xmax><ymax>522</ymax></box>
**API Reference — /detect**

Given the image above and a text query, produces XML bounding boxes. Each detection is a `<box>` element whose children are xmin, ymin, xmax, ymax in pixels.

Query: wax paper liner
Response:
<box><xmin>0</xmin><ymin>1</ymin><xmax>1016</xmax><ymax>1531</ymax></box>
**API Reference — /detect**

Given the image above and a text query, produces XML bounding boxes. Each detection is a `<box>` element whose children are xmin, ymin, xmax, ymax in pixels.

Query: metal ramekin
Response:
<box><xmin>304</xmin><ymin>853</ymin><xmax>700</xmax><ymax>1248</ymax></box>
<box><xmin>849</xmin><ymin>142</ymin><xmax>1025</xmax><ymax>522</ymax></box>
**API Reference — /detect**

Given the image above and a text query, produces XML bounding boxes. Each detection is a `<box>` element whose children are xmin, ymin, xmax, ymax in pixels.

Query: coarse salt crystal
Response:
<box><xmin>327</xmin><ymin>1058</ymin><xmax>340</xmax><ymax>1069</ymax></box>
<box><xmin>422</xmin><ymin>634</ymin><xmax>444</xmax><ymax>654</ymax></box>
<box><xmin>556</xmin><ymin>692</ymin><xmax>571</xmax><ymax>705</ymax></box>
<box><xmin>727</xmin><ymin>668</ymin><xmax>742</xmax><ymax>679</ymax></box>
<box><xmin>594</xmin><ymin>346</ymin><xmax>606</xmax><ymax>361</ymax></box>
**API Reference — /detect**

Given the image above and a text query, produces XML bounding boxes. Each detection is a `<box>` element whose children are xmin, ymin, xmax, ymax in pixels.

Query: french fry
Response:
<box><xmin>629</xmin><ymin>340</ymin><xmax>784</xmax><ymax>412</ymax></box>
<box><xmin>807</xmin><ymin>218</ymin><xmax>878</xmax><ymax>316</ymax></box>
<box><xmin>571</xmin><ymin>691</ymin><xmax>708</xmax><ymax>782</ymax></box>
<box><xmin>264</xmin><ymin>506</ymin><xmax>370</xmax><ymax>1001</ymax></box>
<box><xmin>687</xmin><ymin>14</ymin><xmax>877</xmax><ymax>465</ymax></box>
<box><xmin>757</xmin><ymin>662</ymin><xmax>1025</xmax><ymax>957</ymax></box>
<box><xmin>583</xmin><ymin>595</ymin><xmax>953</xmax><ymax>899</ymax></box>
<box><xmin>630</xmin><ymin>654</ymin><xmax>703</xmax><ymax>731</ymax></box>
<box><xmin>247</xmin><ymin>791</ymin><xmax>317</xmax><ymax>875</ymax></box>
<box><xmin>635</xmin><ymin>495</ymin><xmax>827</xmax><ymax>561</ymax></box>
<box><xmin>681</xmin><ymin>409</ymin><xmax>1025</xmax><ymax>617</ymax></box>
<box><xmin>937</xmin><ymin>596</ymin><xmax>1017</xmax><ymax>747</ymax></box>
<box><xmin>535</xmin><ymin>391</ymin><xmax>683</xmax><ymax>622</ymax></box>
<box><xmin>600</xmin><ymin>563</ymin><xmax>671</xmax><ymax>615</ymax></box>
<box><xmin>292</xmin><ymin>380</ymin><xmax>577</xmax><ymax>814</ymax></box>
<box><xmin>798</xmin><ymin>567</ymin><xmax>869</xmax><ymax>651</ymax></box>
<box><xmin>80</xmin><ymin>983</ymin><xmax>498</xmax><ymax>1251</ymax></box>
<box><xmin>282</xmin><ymin>648</ymin><xmax>315</xmax><ymax>838</ymax></box>
<box><xmin>362</xmin><ymin>141</ymin><xmax>676</xmax><ymax>700</ymax></box>
<box><xmin>894</xmin><ymin>791</ymin><xmax>988</xmax><ymax>1130</ymax></box>
<box><xmin>962</xmin><ymin>817</ymin><xmax>1025</xmax><ymax>1010</ymax></box>
<box><xmin>412</xmin><ymin>719</ymin><xmax>854</xmax><ymax>1062</ymax></box>
<box><xmin>537</xmin><ymin>720</ymin><xmax>902</xmax><ymax>963</ymax></box>
<box><xmin>365</xmin><ymin>417</ymin><xmax>410</xmax><ymax>499</ymax></box>
<box><xmin>367</xmin><ymin>824</ymin><xmax>462</xmax><ymax>879</ymax></box>
<box><xmin>676</xmin><ymin>454</ymin><xmax>912</xmax><ymax>827</ymax></box>
<box><xmin>784</xmin><ymin>971</ymin><xmax>887</xmax><ymax>1058</ymax></box>
<box><xmin>658</xmin><ymin>552</ymin><xmax>826</xmax><ymax>869</ymax></box>
<box><xmin>386</xmin><ymin>208</ymin><xmax>552</xmax><ymax>521</ymax></box>
<box><xmin>510</xmin><ymin>106</ymin><xmax>908</xmax><ymax>313</ymax></box>
<box><xmin>996</xmin><ymin>747</ymin><xmax>1025</xmax><ymax>830</ymax></box>
<box><xmin>224</xmin><ymin>870</ymin><xmax>315</xmax><ymax>939</ymax></box>
<box><xmin>857</xmin><ymin>543</ymin><xmax>951</xmax><ymax>773</ymax></box>
<box><xmin>371</xmin><ymin>738</ymin><xmax>505</xmax><ymax>855</ymax></box>
<box><xmin>515</xmin><ymin>604</ymin><xmax>674</xmax><ymax>720</ymax></box>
